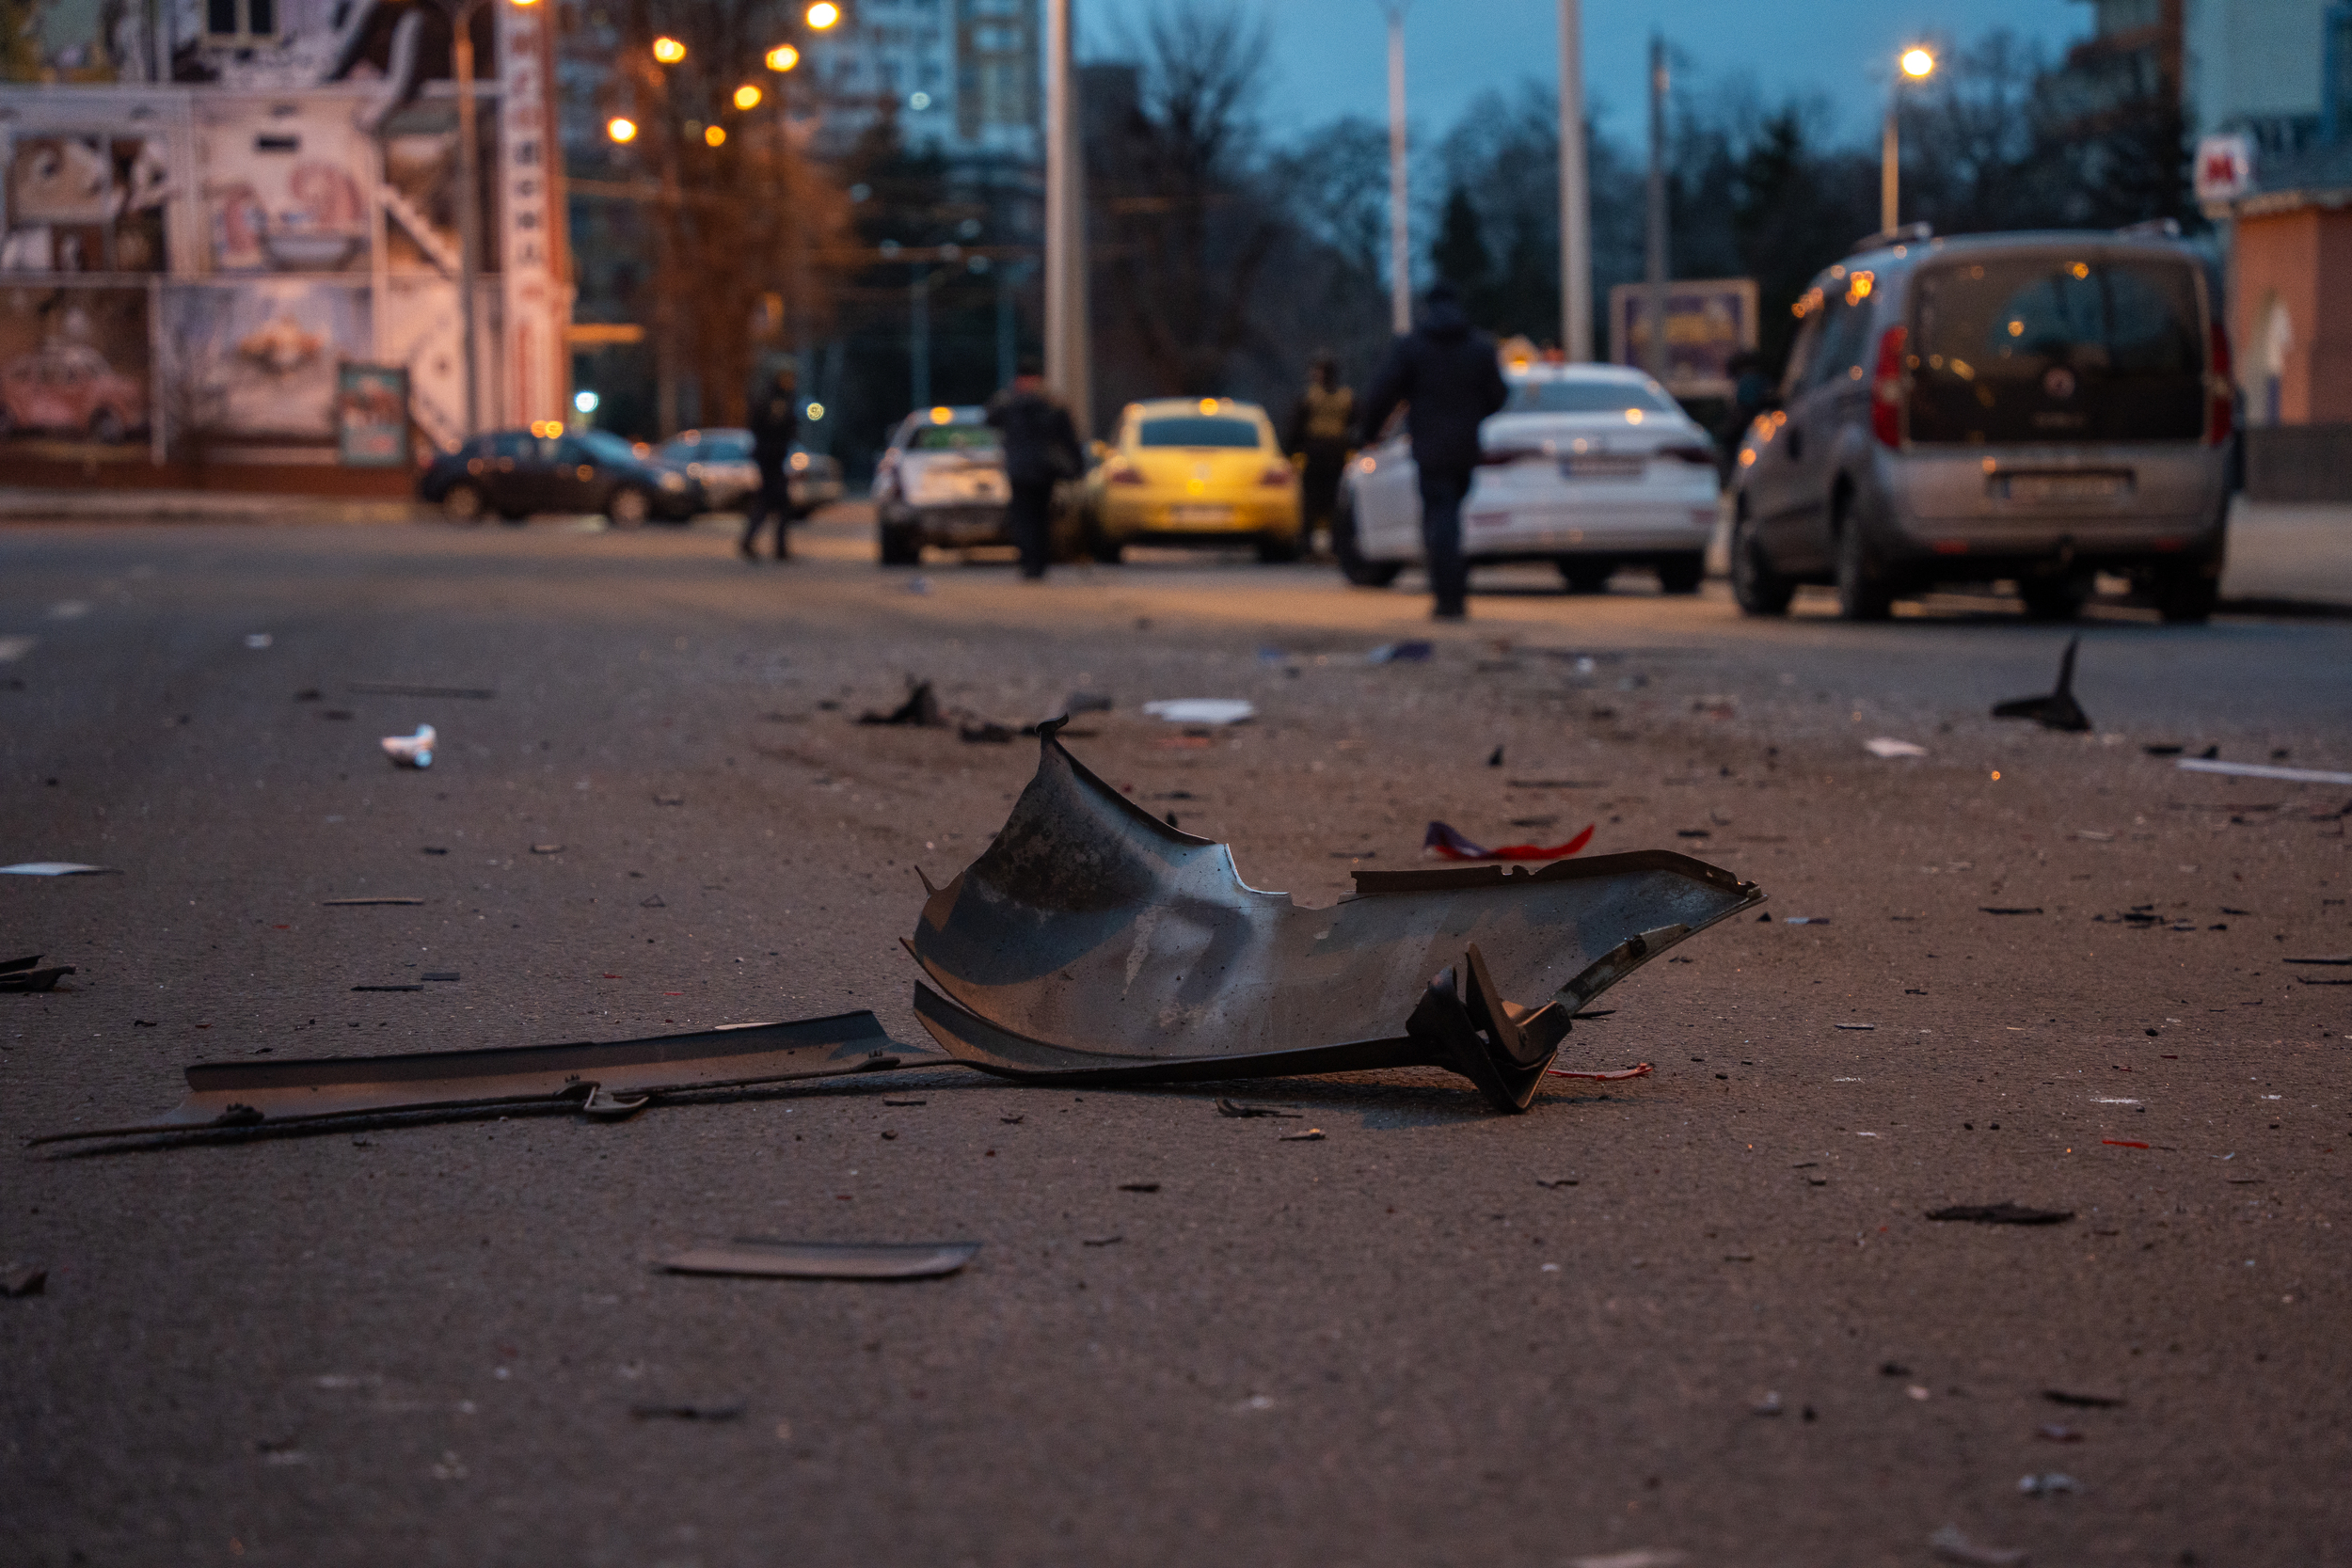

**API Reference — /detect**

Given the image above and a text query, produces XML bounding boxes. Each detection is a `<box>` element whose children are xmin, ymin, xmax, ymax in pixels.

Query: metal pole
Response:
<box><xmin>1557</xmin><ymin>0</ymin><xmax>1590</xmax><ymax>360</ymax></box>
<box><xmin>1385</xmin><ymin>4</ymin><xmax>1410</xmax><ymax>334</ymax></box>
<box><xmin>1880</xmin><ymin>87</ymin><xmax>1899</xmax><ymax>232</ymax></box>
<box><xmin>911</xmin><ymin>261</ymin><xmax>930</xmax><ymax>409</ymax></box>
<box><xmin>1644</xmin><ymin>32</ymin><xmax>1668</xmax><ymax>382</ymax></box>
<box><xmin>1043</xmin><ymin>0</ymin><xmax>1089</xmax><ymax>430</ymax></box>
<box><xmin>995</xmin><ymin>262</ymin><xmax>1016</xmax><ymax>389</ymax></box>
<box><xmin>451</xmin><ymin>0</ymin><xmax>483</xmax><ymax>438</ymax></box>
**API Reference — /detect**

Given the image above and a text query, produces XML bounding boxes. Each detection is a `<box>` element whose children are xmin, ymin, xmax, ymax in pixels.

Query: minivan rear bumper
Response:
<box><xmin>1869</xmin><ymin>442</ymin><xmax>2226</xmax><ymax>562</ymax></box>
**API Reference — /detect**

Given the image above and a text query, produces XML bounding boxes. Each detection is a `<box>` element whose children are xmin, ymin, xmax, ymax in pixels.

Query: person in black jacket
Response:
<box><xmin>984</xmin><ymin>356</ymin><xmax>1082</xmax><ymax>580</ymax></box>
<box><xmin>1356</xmin><ymin>281</ymin><xmax>1509</xmax><ymax>619</ymax></box>
<box><xmin>740</xmin><ymin>366</ymin><xmax>800</xmax><ymax>562</ymax></box>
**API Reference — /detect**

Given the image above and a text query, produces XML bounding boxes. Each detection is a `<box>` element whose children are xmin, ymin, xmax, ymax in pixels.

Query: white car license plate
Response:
<box><xmin>1170</xmin><ymin>504</ymin><xmax>1232</xmax><ymax>525</ymax></box>
<box><xmin>2000</xmin><ymin>471</ymin><xmax>2129</xmax><ymax>500</ymax></box>
<box><xmin>1560</xmin><ymin>456</ymin><xmax>1645</xmax><ymax>480</ymax></box>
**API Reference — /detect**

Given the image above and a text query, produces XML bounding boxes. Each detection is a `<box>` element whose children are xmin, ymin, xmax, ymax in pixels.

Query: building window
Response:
<box><xmin>206</xmin><ymin>0</ymin><xmax>279</xmax><ymax>46</ymax></box>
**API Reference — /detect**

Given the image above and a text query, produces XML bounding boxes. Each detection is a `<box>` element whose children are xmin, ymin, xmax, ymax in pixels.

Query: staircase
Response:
<box><xmin>378</xmin><ymin>184</ymin><xmax>460</xmax><ymax>277</ymax></box>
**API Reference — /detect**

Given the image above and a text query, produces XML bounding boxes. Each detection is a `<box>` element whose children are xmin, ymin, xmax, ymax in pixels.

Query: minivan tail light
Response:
<box><xmin>2206</xmin><ymin>321</ymin><xmax>2234</xmax><ymax>447</ymax></box>
<box><xmin>1870</xmin><ymin>325</ymin><xmax>1907</xmax><ymax>448</ymax></box>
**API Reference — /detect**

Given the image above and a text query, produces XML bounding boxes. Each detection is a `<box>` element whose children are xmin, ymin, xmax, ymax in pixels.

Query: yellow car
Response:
<box><xmin>1083</xmin><ymin>398</ymin><xmax>1303</xmax><ymax>562</ymax></box>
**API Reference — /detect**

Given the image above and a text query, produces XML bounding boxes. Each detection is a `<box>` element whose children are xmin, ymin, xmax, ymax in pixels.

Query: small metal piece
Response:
<box><xmin>1992</xmin><ymin>636</ymin><xmax>2091</xmax><ymax>732</ymax></box>
<box><xmin>661</xmin><ymin>1240</ymin><xmax>978</xmax><ymax>1280</ymax></box>
<box><xmin>32</xmin><ymin>1011</ymin><xmax>936</xmax><ymax>1146</ymax></box>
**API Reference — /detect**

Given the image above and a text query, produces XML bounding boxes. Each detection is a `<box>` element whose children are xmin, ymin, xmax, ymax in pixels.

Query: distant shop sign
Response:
<box><xmin>1607</xmin><ymin>277</ymin><xmax>1758</xmax><ymax>399</ymax></box>
<box><xmin>2194</xmin><ymin>133</ymin><xmax>2256</xmax><ymax>203</ymax></box>
<box><xmin>336</xmin><ymin>363</ymin><xmax>409</xmax><ymax>467</ymax></box>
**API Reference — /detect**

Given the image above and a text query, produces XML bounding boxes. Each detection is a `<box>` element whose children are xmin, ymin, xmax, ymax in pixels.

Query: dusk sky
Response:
<box><xmin>1084</xmin><ymin>0</ymin><xmax>2089</xmax><ymax>149</ymax></box>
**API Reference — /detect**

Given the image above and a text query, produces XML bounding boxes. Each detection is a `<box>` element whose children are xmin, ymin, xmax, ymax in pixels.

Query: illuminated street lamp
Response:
<box><xmin>733</xmin><ymin>83</ymin><xmax>762</xmax><ymax>109</ymax></box>
<box><xmin>606</xmin><ymin>115</ymin><xmax>639</xmax><ymax>143</ymax></box>
<box><xmin>765</xmin><ymin>42</ymin><xmax>800</xmax><ymax>71</ymax></box>
<box><xmin>703</xmin><ymin>124</ymin><xmax>726</xmax><ymax>147</ymax></box>
<box><xmin>804</xmin><ymin>2</ymin><xmax>839</xmax><ymax>28</ymax></box>
<box><xmin>651</xmin><ymin>34</ymin><xmax>686</xmax><ymax>63</ymax></box>
<box><xmin>1883</xmin><ymin>45</ymin><xmax>1935</xmax><ymax>231</ymax></box>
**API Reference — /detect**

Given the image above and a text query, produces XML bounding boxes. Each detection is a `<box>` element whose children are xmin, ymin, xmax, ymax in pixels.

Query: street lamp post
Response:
<box><xmin>440</xmin><ymin>0</ymin><xmax>514</xmax><ymax>439</ymax></box>
<box><xmin>1557</xmin><ymin>0</ymin><xmax>1590</xmax><ymax>359</ymax></box>
<box><xmin>1883</xmin><ymin>45</ymin><xmax>1935</xmax><ymax>233</ymax></box>
<box><xmin>1044</xmin><ymin>0</ymin><xmax>1089</xmax><ymax>430</ymax></box>
<box><xmin>1383</xmin><ymin>2</ymin><xmax>1410</xmax><ymax>335</ymax></box>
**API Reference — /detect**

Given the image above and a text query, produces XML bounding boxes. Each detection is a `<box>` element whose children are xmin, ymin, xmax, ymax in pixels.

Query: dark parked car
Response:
<box><xmin>421</xmin><ymin>426</ymin><xmax>701</xmax><ymax>526</ymax></box>
<box><xmin>656</xmin><ymin>428</ymin><xmax>846</xmax><ymax>516</ymax></box>
<box><xmin>1728</xmin><ymin>224</ymin><xmax>2232</xmax><ymax>623</ymax></box>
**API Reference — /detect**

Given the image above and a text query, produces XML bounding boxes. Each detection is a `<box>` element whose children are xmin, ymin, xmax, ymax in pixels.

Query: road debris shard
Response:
<box><xmin>1216</xmin><ymin>1099</ymin><xmax>1302</xmax><ymax>1118</ymax></box>
<box><xmin>1929</xmin><ymin>1524</ymin><xmax>2028</xmax><ymax>1566</ymax></box>
<box><xmin>2176</xmin><ymin>757</ymin><xmax>2352</xmax><ymax>786</ymax></box>
<box><xmin>903</xmin><ymin>721</ymin><xmax>1761</xmax><ymax>1113</ymax></box>
<box><xmin>1544</xmin><ymin>1061</ymin><xmax>1652</xmax><ymax>1081</ymax></box>
<box><xmin>1141</xmin><ymin>698</ymin><xmax>1256</xmax><ymax>725</ymax></box>
<box><xmin>0</xmin><ymin>863</ymin><xmax>116</xmax><ymax>877</ymax></box>
<box><xmin>1865</xmin><ymin>737</ymin><xmax>1928</xmax><ymax>758</ymax></box>
<box><xmin>0</xmin><ymin>955</ymin><xmax>74</xmax><ymax>992</ymax></box>
<box><xmin>1992</xmin><ymin>636</ymin><xmax>2091</xmax><ymax>732</ymax></box>
<box><xmin>2</xmin><ymin>1264</ymin><xmax>46</xmax><ymax>1296</ymax></box>
<box><xmin>1926</xmin><ymin>1203</ymin><xmax>2074</xmax><ymax>1225</ymax></box>
<box><xmin>1279</xmin><ymin>1127</ymin><xmax>1326</xmax><ymax>1141</ymax></box>
<box><xmin>1365</xmin><ymin>641</ymin><xmax>1433</xmax><ymax>664</ymax></box>
<box><xmin>1423</xmin><ymin>819</ymin><xmax>1597</xmax><ymax>862</ymax></box>
<box><xmin>2016</xmin><ymin>1472</ymin><xmax>2079</xmax><ymax>1497</ymax></box>
<box><xmin>32</xmin><ymin>1010</ymin><xmax>939</xmax><ymax>1147</ymax></box>
<box><xmin>349</xmin><ymin>682</ymin><xmax>495</xmax><ymax>699</ymax></box>
<box><xmin>629</xmin><ymin>1401</ymin><xmax>745</xmax><ymax>1421</ymax></box>
<box><xmin>381</xmin><ymin>724</ymin><xmax>437</xmax><ymax>768</ymax></box>
<box><xmin>660</xmin><ymin>1239</ymin><xmax>978</xmax><ymax>1281</ymax></box>
<box><xmin>2042</xmin><ymin>1388</ymin><xmax>2125</xmax><ymax>1408</ymax></box>
<box><xmin>858</xmin><ymin>680</ymin><xmax>946</xmax><ymax>727</ymax></box>
<box><xmin>322</xmin><ymin>897</ymin><xmax>424</xmax><ymax>907</ymax></box>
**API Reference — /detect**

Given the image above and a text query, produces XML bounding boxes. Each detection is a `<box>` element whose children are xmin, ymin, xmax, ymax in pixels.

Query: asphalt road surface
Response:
<box><xmin>6</xmin><ymin>507</ymin><xmax>2350</xmax><ymax>1567</ymax></box>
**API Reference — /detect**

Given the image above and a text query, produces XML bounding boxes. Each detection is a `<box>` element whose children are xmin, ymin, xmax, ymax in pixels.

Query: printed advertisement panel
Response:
<box><xmin>1608</xmin><ymin>278</ymin><xmax>1760</xmax><ymax>399</ymax></box>
<box><xmin>165</xmin><ymin>279</ymin><xmax>371</xmax><ymax>436</ymax></box>
<box><xmin>0</xmin><ymin>284</ymin><xmax>151</xmax><ymax>448</ymax></box>
<box><xmin>336</xmin><ymin>362</ymin><xmax>410</xmax><ymax>466</ymax></box>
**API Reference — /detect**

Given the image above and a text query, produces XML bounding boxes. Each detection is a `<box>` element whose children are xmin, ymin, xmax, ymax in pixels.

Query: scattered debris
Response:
<box><xmin>905</xmin><ymin>724</ymin><xmax>1761</xmax><ymax>1115</ymax></box>
<box><xmin>322</xmin><ymin>897</ymin><xmax>424</xmax><ymax>907</ymax></box>
<box><xmin>381</xmin><ymin>724</ymin><xmax>437</xmax><ymax>768</ymax></box>
<box><xmin>1423</xmin><ymin>820</ymin><xmax>1596</xmax><ymax>862</ymax></box>
<box><xmin>2</xmin><ymin>1264</ymin><xmax>46</xmax><ymax>1297</ymax></box>
<box><xmin>2143</xmin><ymin>743</ymin><xmax>2184</xmax><ymax>756</ymax></box>
<box><xmin>33</xmin><ymin>1010</ymin><xmax>941</xmax><ymax>1146</ymax></box>
<box><xmin>653</xmin><ymin>794</ymin><xmax>683</xmax><ymax>807</ymax></box>
<box><xmin>1785</xmin><ymin>916</ymin><xmax>1830</xmax><ymax>926</ymax></box>
<box><xmin>2016</xmin><ymin>1473</ymin><xmax>2079</xmax><ymax>1498</ymax></box>
<box><xmin>1118</xmin><ymin>1182</ymin><xmax>1161</xmax><ymax>1193</ymax></box>
<box><xmin>0</xmin><ymin>863</ymin><xmax>116</xmax><ymax>877</ymax></box>
<box><xmin>661</xmin><ymin>1240</ymin><xmax>977</xmax><ymax>1281</ymax></box>
<box><xmin>1216</xmin><ymin>1099</ymin><xmax>1301</xmax><ymax>1118</ymax></box>
<box><xmin>531</xmin><ymin>844</ymin><xmax>564</xmax><ymax>854</ymax></box>
<box><xmin>1140</xmin><ymin>698</ymin><xmax>1255</xmax><ymax>725</ymax></box>
<box><xmin>1993</xmin><ymin>636</ymin><xmax>2091</xmax><ymax>733</ymax></box>
<box><xmin>2176</xmin><ymin>757</ymin><xmax>2352</xmax><ymax>786</ymax></box>
<box><xmin>1082</xmin><ymin>1235</ymin><xmax>1123</xmax><ymax>1247</ymax></box>
<box><xmin>858</xmin><ymin>680</ymin><xmax>946</xmax><ymax>727</ymax></box>
<box><xmin>244</xmin><ymin>633</ymin><xmax>273</xmax><ymax>649</ymax></box>
<box><xmin>349</xmin><ymin>682</ymin><xmax>495</xmax><ymax>699</ymax></box>
<box><xmin>2042</xmin><ymin>1388</ymin><xmax>2124</xmax><ymax>1408</ymax></box>
<box><xmin>1927</xmin><ymin>1203</ymin><xmax>2074</xmax><ymax>1226</ymax></box>
<box><xmin>1980</xmin><ymin>906</ymin><xmax>2044</xmax><ymax>915</ymax></box>
<box><xmin>2038</xmin><ymin>1424</ymin><xmax>2084</xmax><ymax>1443</ymax></box>
<box><xmin>1835</xmin><ymin>1022</ymin><xmax>1875</xmax><ymax>1032</ymax></box>
<box><xmin>1365</xmin><ymin>641</ymin><xmax>1433</xmax><ymax>664</ymax></box>
<box><xmin>2283</xmin><ymin>956</ymin><xmax>2352</xmax><ymax>966</ymax></box>
<box><xmin>421</xmin><ymin>846</ymin><xmax>449</xmax><ymax>856</ymax></box>
<box><xmin>1929</xmin><ymin>1523</ymin><xmax>2028</xmax><ymax>1566</ymax></box>
<box><xmin>629</xmin><ymin>1401</ymin><xmax>745</xmax><ymax>1421</ymax></box>
<box><xmin>905</xmin><ymin>574</ymin><xmax>932</xmax><ymax>594</ymax></box>
<box><xmin>1865</xmin><ymin>737</ymin><xmax>1927</xmax><ymax>758</ymax></box>
<box><xmin>1279</xmin><ymin>1128</ymin><xmax>1326</xmax><ymax>1141</ymax></box>
<box><xmin>1750</xmin><ymin>1392</ymin><xmax>1783</xmax><ymax>1416</ymax></box>
<box><xmin>1544</xmin><ymin>1062</ymin><xmax>1651</xmax><ymax>1082</ymax></box>
<box><xmin>0</xmin><ymin>955</ymin><xmax>74</xmax><ymax>992</ymax></box>
<box><xmin>959</xmin><ymin>721</ymin><xmax>1017</xmax><ymax>744</ymax></box>
<box><xmin>1506</xmin><ymin>778</ymin><xmax>1608</xmax><ymax>789</ymax></box>
<box><xmin>639</xmin><ymin>895</ymin><xmax>666</xmax><ymax>909</ymax></box>
<box><xmin>1536</xmin><ymin>1177</ymin><xmax>1579</xmax><ymax>1188</ymax></box>
<box><xmin>351</xmin><ymin>984</ymin><xmax>424</xmax><ymax>992</ymax></box>
<box><xmin>1570</xmin><ymin>1552</ymin><xmax>1687</xmax><ymax>1568</ymax></box>
<box><xmin>1486</xmin><ymin>746</ymin><xmax>1504</xmax><ymax>767</ymax></box>
<box><xmin>421</xmin><ymin>972</ymin><xmax>460</xmax><ymax>983</ymax></box>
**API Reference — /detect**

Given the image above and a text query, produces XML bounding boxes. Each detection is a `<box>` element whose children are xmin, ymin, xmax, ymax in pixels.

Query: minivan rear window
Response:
<box><xmin>1908</xmin><ymin>256</ymin><xmax>2203</xmax><ymax>444</ymax></box>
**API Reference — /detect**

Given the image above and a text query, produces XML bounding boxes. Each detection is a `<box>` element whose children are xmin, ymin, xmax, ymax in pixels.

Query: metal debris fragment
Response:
<box><xmin>2176</xmin><ymin>758</ymin><xmax>2352</xmax><ymax>786</ymax></box>
<box><xmin>905</xmin><ymin>722</ymin><xmax>1759</xmax><ymax>1114</ymax></box>
<box><xmin>661</xmin><ymin>1241</ymin><xmax>977</xmax><ymax>1280</ymax></box>
<box><xmin>0</xmin><ymin>863</ymin><xmax>116</xmax><ymax>877</ymax></box>
<box><xmin>859</xmin><ymin>680</ymin><xmax>947</xmax><ymax>727</ymax></box>
<box><xmin>1992</xmin><ymin>636</ymin><xmax>2091</xmax><ymax>732</ymax></box>
<box><xmin>0</xmin><ymin>955</ymin><xmax>74</xmax><ymax>992</ymax></box>
<box><xmin>1423</xmin><ymin>819</ymin><xmax>1596</xmax><ymax>862</ymax></box>
<box><xmin>1216</xmin><ymin>1099</ymin><xmax>1301</xmax><ymax>1118</ymax></box>
<box><xmin>1927</xmin><ymin>1203</ymin><xmax>2074</xmax><ymax>1226</ymax></box>
<box><xmin>32</xmin><ymin>1011</ymin><xmax>937</xmax><ymax>1146</ymax></box>
<box><xmin>1930</xmin><ymin>1524</ymin><xmax>2028</xmax><ymax>1566</ymax></box>
<box><xmin>629</xmin><ymin>1402</ymin><xmax>746</xmax><ymax>1420</ymax></box>
<box><xmin>1</xmin><ymin>1265</ymin><xmax>46</xmax><ymax>1297</ymax></box>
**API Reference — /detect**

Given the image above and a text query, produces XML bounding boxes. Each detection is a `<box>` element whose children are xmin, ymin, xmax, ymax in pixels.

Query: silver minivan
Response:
<box><xmin>1728</xmin><ymin>226</ymin><xmax>2233</xmax><ymax>623</ymax></box>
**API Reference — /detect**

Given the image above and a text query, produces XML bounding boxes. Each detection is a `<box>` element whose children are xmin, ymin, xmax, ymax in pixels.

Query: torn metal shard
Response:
<box><xmin>0</xmin><ymin>957</ymin><xmax>74</xmax><ymax>991</ymax></box>
<box><xmin>629</xmin><ymin>1401</ymin><xmax>745</xmax><ymax>1421</ymax></box>
<box><xmin>1930</xmin><ymin>1524</ymin><xmax>2028</xmax><ymax>1567</ymax></box>
<box><xmin>2041</xmin><ymin>1388</ymin><xmax>2125</xmax><ymax>1408</ymax></box>
<box><xmin>1927</xmin><ymin>1203</ymin><xmax>2074</xmax><ymax>1226</ymax></box>
<box><xmin>1865</xmin><ymin>737</ymin><xmax>1928</xmax><ymax>758</ymax></box>
<box><xmin>1423</xmin><ymin>819</ymin><xmax>1596</xmax><ymax>862</ymax></box>
<box><xmin>1992</xmin><ymin>636</ymin><xmax>2091</xmax><ymax>733</ymax></box>
<box><xmin>322</xmin><ymin>897</ymin><xmax>425</xmax><ymax>907</ymax></box>
<box><xmin>858</xmin><ymin>680</ymin><xmax>947</xmax><ymax>728</ymax></box>
<box><xmin>904</xmin><ymin>722</ymin><xmax>1761</xmax><ymax>1112</ymax></box>
<box><xmin>1216</xmin><ymin>1098</ymin><xmax>1301</xmax><ymax>1118</ymax></box>
<box><xmin>381</xmin><ymin>724</ymin><xmax>437</xmax><ymax>768</ymax></box>
<box><xmin>1</xmin><ymin>863</ymin><xmax>115</xmax><ymax>877</ymax></box>
<box><xmin>31</xmin><ymin>1011</ymin><xmax>940</xmax><ymax>1146</ymax></box>
<box><xmin>2176</xmin><ymin>758</ymin><xmax>2352</xmax><ymax>787</ymax></box>
<box><xmin>1141</xmin><ymin>698</ymin><xmax>1255</xmax><ymax>726</ymax></box>
<box><xmin>661</xmin><ymin>1240</ymin><xmax>978</xmax><ymax>1280</ymax></box>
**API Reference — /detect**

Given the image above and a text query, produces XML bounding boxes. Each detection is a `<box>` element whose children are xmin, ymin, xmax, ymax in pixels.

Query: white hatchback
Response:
<box><xmin>1337</xmin><ymin>364</ymin><xmax>1722</xmax><ymax>594</ymax></box>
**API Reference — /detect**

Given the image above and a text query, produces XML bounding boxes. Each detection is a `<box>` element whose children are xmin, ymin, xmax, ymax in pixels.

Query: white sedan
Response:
<box><xmin>1337</xmin><ymin>364</ymin><xmax>1721</xmax><ymax>594</ymax></box>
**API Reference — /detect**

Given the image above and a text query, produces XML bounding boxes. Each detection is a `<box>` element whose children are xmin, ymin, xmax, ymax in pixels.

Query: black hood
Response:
<box><xmin>1418</xmin><ymin>294</ymin><xmax>1472</xmax><ymax>342</ymax></box>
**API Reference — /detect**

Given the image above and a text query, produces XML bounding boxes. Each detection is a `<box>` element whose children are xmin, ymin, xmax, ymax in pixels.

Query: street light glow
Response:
<box><xmin>574</xmin><ymin>389</ymin><xmax>599</xmax><ymax>413</ymax></box>
<box><xmin>805</xmin><ymin>2</ymin><xmax>840</xmax><ymax>28</ymax></box>
<box><xmin>606</xmin><ymin>116</ymin><xmax>638</xmax><ymax>143</ymax></box>
<box><xmin>1899</xmin><ymin>47</ymin><xmax>1935</xmax><ymax>79</ymax></box>
<box><xmin>733</xmin><ymin>83</ymin><xmax>762</xmax><ymax>109</ymax></box>
<box><xmin>765</xmin><ymin>42</ymin><xmax>799</xmax><ymax>71</ymax></box>
<box><xmin>651</xmin><ymin>35</ymin><xmax>686</xmax><ymax>63</ymax></box>
<box><xmin>704</xmin><ymin>124</ymin><xmax>726</xmax><ymax>147</ymax></box>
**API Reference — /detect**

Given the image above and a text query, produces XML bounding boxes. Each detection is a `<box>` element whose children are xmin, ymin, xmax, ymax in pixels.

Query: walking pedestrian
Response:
<box><xmin>984</xmin><ymin>356</ymin><xmax>1082</xmax><ymax>580</ymax></box>
<box><xmin>1357</xmin><ymin>280</ymin><xmax>1508</xmax><ymax>620</ymax></box>
<box><xmin>739</xmin><ymin>366</ymin><xmax>800</xmax><ymax>562</ymax></box>
<box><xmin>1286</xmin><ymin>356</ymin><xmax>1354</xmax><ymax>557</ymax></box>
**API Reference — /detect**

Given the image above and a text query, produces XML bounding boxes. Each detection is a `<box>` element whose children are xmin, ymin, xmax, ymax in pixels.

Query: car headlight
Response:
<box><xmin>659</xmin><ymin>471</ymin><xmax>688</xmax><ymax>491</ymax></box>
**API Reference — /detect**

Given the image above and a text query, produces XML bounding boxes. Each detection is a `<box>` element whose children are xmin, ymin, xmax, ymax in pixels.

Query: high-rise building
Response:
<box><xmin>803</xmin><ymin>0</ymin><xmax>1039</xmax><ymax>163</ymax></box>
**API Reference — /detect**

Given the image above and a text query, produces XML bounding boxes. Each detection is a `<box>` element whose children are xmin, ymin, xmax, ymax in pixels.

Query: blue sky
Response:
<box><xmin>1082</xmin><ymin>0</ymin><xmax>2090</xmax><ymax>149</ymax></box>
